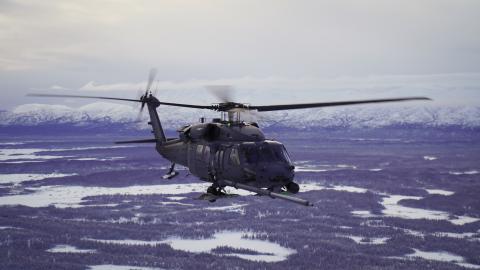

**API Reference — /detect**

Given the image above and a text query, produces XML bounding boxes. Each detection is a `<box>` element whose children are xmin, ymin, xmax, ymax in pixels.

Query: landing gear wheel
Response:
<box><xmin>286</xmin><ymin>182</ymin><xmax>300</xmax><ymax>194</ymax></box>
<box><xmin>207</xmin><ymin>186</ymin><xmax>216</xmax><ymax>195</ymax></box>
<box><xmin>207</xmin><ymin>185</ymin><xmax>225</xmax><ymax>196</ymax></box>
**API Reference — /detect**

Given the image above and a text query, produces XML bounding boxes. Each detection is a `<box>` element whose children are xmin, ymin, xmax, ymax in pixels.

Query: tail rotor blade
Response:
<box><xmin>137</xmin><ymin>97</ymin><xmax>147</xmax><ymax>122</ymax></box>
<box><xmin>152</xmin><ymin>79</ymin><xmax>160</xmax><ymax>97</ymax></box>
<box><xmin>146</xmin><ymin>68</ymin><xmax>158</xmax><ymax>94</ymax></box>
<box><xmin>136</xmin><ymin>68</ymin><xmax>158</xmax><ymax>122</ymax></box>
<box><xmin>135</xmin><ymin>106</ymin><xmax>145</xmax><ymax>122</ymax></box>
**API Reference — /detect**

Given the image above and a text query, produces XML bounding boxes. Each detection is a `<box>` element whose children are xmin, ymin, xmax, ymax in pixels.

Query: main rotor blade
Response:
<box><xmin>27</xmin><ymin>93</ymin><xmax>141</xmax><ymax>103</ymax></box>
<box><xmin>28</xmin><ymin>93</ymin><xmax>214</xmax><ymax>110</ymax></box>
<box><xmin>206</xmin><ymin>85</ymin><xmax>234</xmax><ymax>103</ymax></box>
<box><xmin>250</xmin><ymin>97</ymin><xmax>431</xmax><ymax>112</ymax></box>
<box><xmin>159</xmin><ymin>101</ymin><xmax>213</xmax><ymax>110</ymax></box>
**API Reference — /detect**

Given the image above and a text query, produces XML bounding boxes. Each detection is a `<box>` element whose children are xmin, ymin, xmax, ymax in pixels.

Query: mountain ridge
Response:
<box><xmin>1</xmin><ymin>102</ymin><xmax>479</xmax><ymax>131</ymax></box>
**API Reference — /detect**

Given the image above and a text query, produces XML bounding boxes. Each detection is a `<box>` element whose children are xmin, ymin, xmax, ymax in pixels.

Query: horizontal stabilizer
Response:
<box><xmin>115</xmin><ymin>139</ymin><xmax>158</xmax><ymax>144</ymax></box>
<box><xmin>115</xmin><ymin>138</ymin><xmax>177</xmax><ymax>144</ymax></box>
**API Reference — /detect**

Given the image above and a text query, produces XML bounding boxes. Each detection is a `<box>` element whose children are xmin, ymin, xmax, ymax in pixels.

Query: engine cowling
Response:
<box><xmin>186</xmin><ymin>123</ymin><xmax>221</xmax><ymax>141</ymax></box>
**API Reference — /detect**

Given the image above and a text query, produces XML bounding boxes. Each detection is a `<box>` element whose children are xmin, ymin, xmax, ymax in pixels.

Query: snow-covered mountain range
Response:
<box><xmin>1</xmin><ymin>102</ymin><xmax>479</xmax><ymax>130</ymax></box>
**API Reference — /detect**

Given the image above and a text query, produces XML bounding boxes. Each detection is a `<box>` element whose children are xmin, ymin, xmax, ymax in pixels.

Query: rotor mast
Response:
<box><xmin>221</xmin><ymin>111</ymin><xmax>242</xmax><ymax>123</ymax></box>
<box><xmin>214</xmin><ymin>102</ymin><xmax>251</xmax><ymax>123</ymax></box>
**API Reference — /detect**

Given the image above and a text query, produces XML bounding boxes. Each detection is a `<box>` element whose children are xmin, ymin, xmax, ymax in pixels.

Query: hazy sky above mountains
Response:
<box><xmin>1</xmin><ymin>0</ymin><xmax>479</xmax><ymax>109</ymax></box>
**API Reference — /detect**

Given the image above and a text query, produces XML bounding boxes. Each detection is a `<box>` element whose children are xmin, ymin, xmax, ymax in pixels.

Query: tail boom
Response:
<box><xmin>146</xmin><ymin>97</ymin><xmax>167</xmax><ymax>144</ymax></box>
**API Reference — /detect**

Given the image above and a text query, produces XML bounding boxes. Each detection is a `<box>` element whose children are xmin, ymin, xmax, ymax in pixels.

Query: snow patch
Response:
<box><xmin>338</xmin><ymin>235</ymin><xmax>389</xmax><ymax>245</ymax></box>
<box><xmin>0</xmin><ymin>148</ymin><xmax>69</xmax><ymax>161</ymax></box>
<box><xmin>0</xmin><ymin>142</ymin><xmax>25</xmax><ymax>146</ymax></box>
<box><xmin>158</xmin><ymin>202</ymin><xmax>194</xmax><ymax>206</ymax></box>
<box><xmin>353</xmin><ymin>194</ymin><xmax>479</xmax><ymax>225</ymax></box>
<box><xmin>300</xmin><ymin>183</ymin><xmax>368</xmax><ymax>193</ymax></box>
<box><xmin>166</xmin><ymin>196</ymin><xmax>187</xmax><ymax>201</ymax></box>
<box><xmin>0</xmin><ymin>183</ymin><xmax>252</xmax><ymax>208</ymax></box>
<box><xmin>67</xmin><ymin>157</ymin><xmax>125</xmax><ymax>161</ymax></box>
<box><xmin>0</xmin><ymin>146</ymin><xmax>131</xmax><ymax>161</ymax></box>
<box><xmin>0</xmin><ymin>160</ymin><xmax>45</xmax><ymax>164</ymax></box>
<box><xmin>449</xmin><ymin>170</ymin><xmax>479</xmax><ymax>175</ymax></box>
<box><xmin>47</xmin><ymin>244</ymin><xmax>96</xmax><ymax>254</ymax></box>
<box><xmin>426</xmin><ymin>189</ymin><xmax>454</xmax><ymax>196</ymax></box>
<box><xmin>404</xmin><ymin>249</ymin><xmax>480</xmax><ymax>269</ymax></box>
<box><xmin>432</xmin><ymin>232</ymin><xmax>479</xmax><ymax>240</ymax></box>
<box><xmin>295</xmin><ymin>163</ymin><xmax>357</xmax><ymax>173</ymax></box>
<box><xmin>86</xmin><ymin>231</ymin><xmax>296</xmax><ymax>263</ymax></box>
<box><xmin>205</xmin><ymin>203</ymin><xmax>248</xmax><ymax>214</ymax></box>
<box><xmin>0</xmin><ymin>173</ymin><xmax>77</xmax><ymax>185</ymax></box>
<box><xmin>0</xmin><ymin>226</ymin><xmax>20</xmax><ymax>230</ymax></box>
<box><xmin>88</xmin><ymin>265</ymin><xmax>161</xmax><ymax>270</ymax></box>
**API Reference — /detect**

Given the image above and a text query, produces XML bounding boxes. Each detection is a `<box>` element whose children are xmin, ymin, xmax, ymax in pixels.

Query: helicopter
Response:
<box><xmin>28</xmin><ymin>69</ymin><xmax>430</xmax><ymax>206</ymax></box>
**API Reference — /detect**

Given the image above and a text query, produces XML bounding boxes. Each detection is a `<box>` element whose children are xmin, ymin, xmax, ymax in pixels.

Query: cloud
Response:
<box><xmin>73</xmin><ymin>73</ymin><xmax>480</xmax><ymax>106</ymax></box>
<box><xmin>49</xmin><ymin>85</ymin><xmax>70</xmax><ymax>90</ymax></box>
<box><xmin>79</xmin><ymin>81</ymin><xmax>144</xmax><ymax>92</ymax></box>
<box><xmin>1</xmin><ymin>0</ymin><xmax>479</xmax><ymax>75</ymax></box>
<box><xmin>1</xmin><ymin>1</ymin><xmax>480</xmax><ymax>109</ymax></box>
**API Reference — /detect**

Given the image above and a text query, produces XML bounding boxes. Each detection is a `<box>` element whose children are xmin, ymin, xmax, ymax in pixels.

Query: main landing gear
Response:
<box><xmin>162</xmin><ymin>163</ymin><xmax>179</xmax><ymax>179</ymax></box>
<box><xmin>200</xmin><ymin>184</ymin><xmax>228</xmax><ymax>203</ymax></box>
<box><xmin>203</xmin><ymin>173</ymin><xmax>229</xmax><ymax>202</ymax></box>
<box><xmin>207</xmin><ymin>184</ymin><xmax>226</xmax><ymax>196</ymax></box>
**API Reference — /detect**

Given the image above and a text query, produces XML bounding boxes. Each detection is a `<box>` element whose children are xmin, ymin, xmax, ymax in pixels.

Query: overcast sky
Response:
<box><xmin>1</xmin><ymin>0</ymin><xmax>480</xmax><ymax>109</ymax></box>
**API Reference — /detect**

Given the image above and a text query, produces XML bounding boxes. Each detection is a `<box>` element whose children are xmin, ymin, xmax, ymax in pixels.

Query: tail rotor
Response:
<box><xmin>138</xmin><ymin>68</ymin><xmax>158</xmax><ymax>118</ymax></box>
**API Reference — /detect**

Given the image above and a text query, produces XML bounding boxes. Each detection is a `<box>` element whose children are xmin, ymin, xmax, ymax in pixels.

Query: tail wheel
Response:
<box><xmin>286</xmin><ymin>182</ymin><xmax>300</xmax><ymax>194</ymax></box>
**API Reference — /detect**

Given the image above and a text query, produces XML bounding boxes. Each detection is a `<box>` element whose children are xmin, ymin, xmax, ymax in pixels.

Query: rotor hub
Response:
<box><xmin>213</xmin><ymin>102</ymin><xmax>250</xmax><ymax>112</ymax></box>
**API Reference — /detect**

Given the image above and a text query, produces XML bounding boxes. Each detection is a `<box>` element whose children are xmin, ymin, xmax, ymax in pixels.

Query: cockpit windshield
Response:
<box><xmin>241</xmin><ymin>142</ymin><xmax>292</xmax><ymax>164</ymax></box>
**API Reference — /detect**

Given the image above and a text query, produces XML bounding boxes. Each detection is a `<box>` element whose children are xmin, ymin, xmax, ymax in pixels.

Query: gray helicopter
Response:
<box><xmin>29</xmin><ymin>70</ymin><xmax>430</xmax><ymax>206</ymax></box>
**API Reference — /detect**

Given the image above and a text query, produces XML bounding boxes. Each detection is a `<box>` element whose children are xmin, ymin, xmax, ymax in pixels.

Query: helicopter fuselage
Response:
<box><xmin>156</xmin><ymin>121</ymin><xmax>296</xmax><ymax>190</ymax></box>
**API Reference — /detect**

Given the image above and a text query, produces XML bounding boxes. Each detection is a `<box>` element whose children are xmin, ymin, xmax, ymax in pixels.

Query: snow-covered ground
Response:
<box><xmin>1</xmin><ymin>133</ymin><xmax>479</xmax><ymax>269</ymax></box>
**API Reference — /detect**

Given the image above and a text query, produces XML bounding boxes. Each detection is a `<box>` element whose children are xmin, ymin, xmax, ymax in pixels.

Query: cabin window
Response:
<box><xmin>204</xmin><ymin>146</ymin><xmax>210</xmax><ymax>161</ymax></box>
<box><xmin>196</xmin><ymin>145</ymin><xmax>204</xmax><ymax>160</ymax></box>
<box><xmin>218</xmin><ymin>150</ymin><xmax>224</xmax><ymax>168</ymax></box>
<box><xmin>230</xmin><ymin>148</ymin><xmax>240</xmax><ymax>166</ymax></box>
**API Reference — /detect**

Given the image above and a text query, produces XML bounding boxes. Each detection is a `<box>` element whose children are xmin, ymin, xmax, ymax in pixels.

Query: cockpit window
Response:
<box><xmin>275</xmin><ymin>145</ymin><xmax>292</xmax><ymax>164</ymax></box>
<box><xmin>241</xmin><ymin>143</ymin><xmax>291</xmax><ymax>164</ymax></box>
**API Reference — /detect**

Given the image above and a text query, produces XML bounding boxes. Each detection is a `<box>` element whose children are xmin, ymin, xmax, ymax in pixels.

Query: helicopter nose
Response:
<box><xmin>260</xmin><ymin>163</ymin><xmax>294</xmax><ymax>182</ymax></box>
